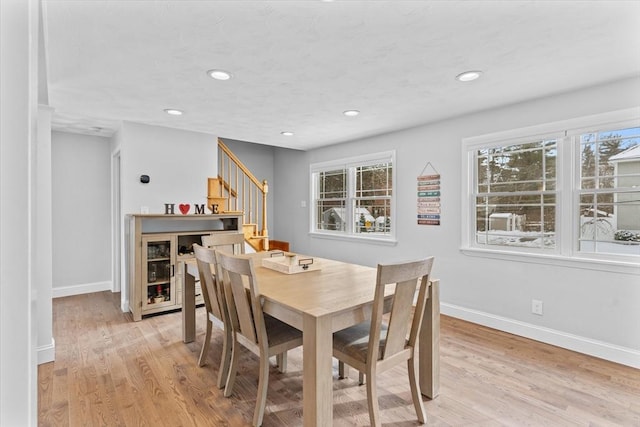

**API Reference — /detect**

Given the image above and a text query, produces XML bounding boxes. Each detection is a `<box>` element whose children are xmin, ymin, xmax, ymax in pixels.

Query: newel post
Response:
<box><xmin>261</xmin><ymin>179</ymin><xmax>269</xmax><ymax>238</ymax></box>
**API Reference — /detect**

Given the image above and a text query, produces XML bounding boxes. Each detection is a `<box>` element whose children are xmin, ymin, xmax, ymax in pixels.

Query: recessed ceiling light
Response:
<box><xmin>164</xmin><ymin>109</ymin><xmax>183</xmax><ymax>116</ymax></box>
<box><xmin>343</xmin><ymin>110</ymin><xmax>360</xmax><ymax>117</ymax></box>
<box><xmin>281</xmin><ymin>131</ymin><xmax>294</xmax><ymax>136</ymax></box>
<box><xmin>207</xmin><ymin>69</ymin><xmax>232</xmax><ymax>80</ymax></box>
<box><xmin>455</xmin><ymin>70</ymin><xmax>482</xmax><ymax>82</ymax></box>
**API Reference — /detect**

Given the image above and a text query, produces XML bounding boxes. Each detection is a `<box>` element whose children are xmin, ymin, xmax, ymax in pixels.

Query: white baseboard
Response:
<box><xmin>441</xmin><ymin>303</ymin><xmax>640</xmax><ymax>369</ymax></box>
<box><xmin>52</xmin><ymin>281</ymin><xmax>112</xmax><ymax>298</ymax></box>
<box><xmin>38</xmin><ymin>338</ymin><xmax>55</xmax><ymax>364</ymax></box>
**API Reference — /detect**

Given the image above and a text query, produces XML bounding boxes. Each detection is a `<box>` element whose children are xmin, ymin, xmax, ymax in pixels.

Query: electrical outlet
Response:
<box><xmin>531</xmin><ymin>299</ymin><xmax>543</xmax><ymax>316</ymax></box>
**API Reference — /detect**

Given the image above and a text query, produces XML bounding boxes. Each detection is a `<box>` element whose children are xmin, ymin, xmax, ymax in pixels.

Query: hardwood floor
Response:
<box><xmin>39</xmin><ymin>291</ymin><xmax>640</xmax><ymax>426</ymax></box>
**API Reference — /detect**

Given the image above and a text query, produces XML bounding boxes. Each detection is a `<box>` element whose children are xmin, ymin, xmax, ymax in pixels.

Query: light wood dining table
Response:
<box><xmin>181</xmin><ymin>251</ymin><xmax>440</xmax><ymax>427</ymax></box>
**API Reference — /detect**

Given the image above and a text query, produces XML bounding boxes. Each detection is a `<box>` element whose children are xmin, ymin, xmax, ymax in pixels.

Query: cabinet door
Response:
<box><xmin>141</xmin><ymin>234</ymin><xmax>176</xmax><ymax>312</ymax></box>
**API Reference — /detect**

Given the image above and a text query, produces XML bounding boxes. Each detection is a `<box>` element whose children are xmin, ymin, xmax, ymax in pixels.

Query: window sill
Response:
<box><xmin>460</xmin><ymin>246</ymin><xmax>640</xmax><ymax>275</ymax></box>
<box><xmin>309</xmin><ymin>231</ymin><xmax>398</xmax><ymax>246</ymax></box>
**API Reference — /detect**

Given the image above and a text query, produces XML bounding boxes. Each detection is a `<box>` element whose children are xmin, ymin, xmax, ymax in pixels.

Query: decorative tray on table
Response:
<box><xmin>261</xmin><ymin>252</ymin><xmax>321</xmax><ymax>274</ymax></box>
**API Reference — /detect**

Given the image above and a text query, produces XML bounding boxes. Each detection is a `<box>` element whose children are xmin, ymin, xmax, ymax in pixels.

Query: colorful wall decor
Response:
<box><xmin>417</xmin><ymin>162</ymin><xmax>441</xmax><ymax>225</ymax></box>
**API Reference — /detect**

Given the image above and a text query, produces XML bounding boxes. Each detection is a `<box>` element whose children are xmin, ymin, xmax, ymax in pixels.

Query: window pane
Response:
<box><xmin>474</xmin><ymin>193</ymin><xmax>555</xmax><ymax>248</ymax></box>
<box><xmin>581</xmin><ymin>126</ymin><xmax>640</xmax><ymax>188</ymax></box>
<box><xmin>477</xmin><ymin>140</ymin><xmax>556</xmax><ymax>193</ymax></box>
<box><xmin>477</xmin><ymin>154</ymin><xmax>489</xmax><ymax>188</ymax></box>
<box><xmin>318</xmin><ymin>169</ymin><xmax>346</xmax><ymax>198</ymax></box>
<box><xmin>476</xmin><ymin>205</ymin><xmax>489</xmax><ymax>232</ymax></box>
<box><xmin>578</xmin><ymin>124</ymin><xmax>640</xmax><ymax>255</ymax></box>
<box><xmin>580</xmin><ymin>142</ymin><xmax>596</xmax><ymax>181</ymax></box>
<box><xmin>616</xmin><ymin>191</ymin><xmax>640</xmax><ymax>231</ymax></box>
<box><xmin>473</xmin><ymin>138</ymin><xmax>556</xmax><ymax>251</ymax></box>
<box><xmin>355</xmin><ymin>163</ymin><xmax>392</xmax><ymax>197</ymax></box>
<box><xmin>316</xmin><ymin>200</ymin><xmax>346</xmax><ymax>231</ymax></box>
<box><xmin>354</xmin><ymin>198</ymin><xmax>391</xmax><ymax>235</ymax></box>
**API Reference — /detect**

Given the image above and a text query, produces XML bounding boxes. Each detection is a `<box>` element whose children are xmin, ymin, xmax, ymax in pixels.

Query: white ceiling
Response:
<box><xmin>42</xmin><ymin>0</ymin><xmax>640</xmax><ymax>151</ymax></box>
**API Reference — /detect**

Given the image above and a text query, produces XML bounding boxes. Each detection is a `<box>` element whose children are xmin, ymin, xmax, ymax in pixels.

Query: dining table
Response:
<box><xmin>180</xmin><ymin>251</ymin><xmax>440</xmax><ymax>427</ymax></box>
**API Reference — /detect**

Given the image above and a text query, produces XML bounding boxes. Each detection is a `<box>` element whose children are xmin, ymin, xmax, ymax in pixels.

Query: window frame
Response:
<box><xmin>461</xmin><ymin>108</ymin><xmax>640</xmax><ymax>274</ymax></box>
<box><xmin>310</xmin><ymin>150</ymin><xmax>397</xmax><ymax>245</ymax></box>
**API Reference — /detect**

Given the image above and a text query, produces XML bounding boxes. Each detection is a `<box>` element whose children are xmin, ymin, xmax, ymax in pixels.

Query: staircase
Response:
<box><xmin>210</xmin><ymin>139</ymin><xmax>270</xmax><ymax>251</ymax></box>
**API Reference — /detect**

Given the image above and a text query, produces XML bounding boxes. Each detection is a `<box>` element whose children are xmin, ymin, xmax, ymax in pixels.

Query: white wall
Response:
<box><xmin>0</xmin><ymin>0</ymin><xmax>38</xmax><ymax>424</ymax></box>
<box><xmin>273</xmin><ymin>77</ymin><xmax>640</xmax><ymax>367</ymax></box>
<box><xmin>51</xmin><ymin>131</ymin><xmax>112</xmax><ymax>297</ymax></box>
<box><xmin>120</xmin><ymin>122</ymin><xmax>217</xmax><ymax>215</ymax></box>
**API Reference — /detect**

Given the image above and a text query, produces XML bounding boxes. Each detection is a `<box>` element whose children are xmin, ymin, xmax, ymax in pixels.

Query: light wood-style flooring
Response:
<box><xmin>39</xmin><ymin>291</ymin><xmax>640</xmax><ymax>426</ymax></box>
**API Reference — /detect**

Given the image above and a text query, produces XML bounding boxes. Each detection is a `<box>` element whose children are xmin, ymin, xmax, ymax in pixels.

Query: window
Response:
<box><xmin>311</xmin><ymin>151</ymin><xmax>395</xmax><ymax>242</ymax></box>
<box><xmin>463</xmin><ymin>109</ymin><xmax>640</xmax><ymax>266</ymax></box>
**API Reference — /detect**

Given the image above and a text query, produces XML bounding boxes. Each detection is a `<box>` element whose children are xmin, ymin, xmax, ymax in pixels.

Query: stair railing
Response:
<box><xmin>217</xmin><ymin>139</ymin><xmax>269</xmax><ymax>243</ymax></box>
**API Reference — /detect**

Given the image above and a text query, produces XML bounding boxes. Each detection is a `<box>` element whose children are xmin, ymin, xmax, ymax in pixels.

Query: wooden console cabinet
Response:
<box><xmin>127</xmin><ymin>214</ymin><xmax>243</xmax><ymax>321</ymax></box>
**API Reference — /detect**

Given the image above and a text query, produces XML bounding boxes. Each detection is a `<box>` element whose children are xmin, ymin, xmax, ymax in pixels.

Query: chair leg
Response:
<box><xmin>338</xmin><ymin>361</ymin><xmax>349</xmax><ymax>379</ymax></box>
<box><xmin>366</xmin><ymin>366</ymin><xmax>380</xmax><ymax>427</ymax></box>
<box><xmin>197</xmin><ymin>319</ymin><xmax>213</xmax><ymax>367</ymax></box>
<box><xmin>408</xmin><ymin>356</ymin><xmax>426</xmax><ymax>424</ymax></box>
<box><xmin>216</xmin><ymin>323</ymin><xmax>233</xmax><ymax>389</ymax></box>
<box><xmin>358</xmin><ymin>371</ymin><xmax>364</xmax><ymax>386</ymax></box>
<box><xmin>253</xmin><ymin>351</ymin><xmax>271</xmax><ymax>427</ymax></box>
<box><xmin>224</xmin><ymin>336</ymin><xmax>240</xmax><ymax>398</ymax></box>
<box><xmin>276</xmin><ymin>352</ymin><xmax>287</xmax><ymax>373</ymax></box>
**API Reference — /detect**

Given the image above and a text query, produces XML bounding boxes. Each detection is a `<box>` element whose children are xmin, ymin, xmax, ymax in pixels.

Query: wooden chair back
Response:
<box><xmin>370</xmin><ymin>257</ymin><xmax>434</xmax><ymax>363</ymax></box>
<box><xmin>215</xmin><ymin>251</ymin><xmax>266</xmax><ymax>349</ymax></box>
<box><xmin>201</xmin><ymin>232</ymin><xmax>245</xmax><ymax>254</ymax></box>
<box><xmin>193</xmin><ymin>244</ymin><xmax>226</xmax><ymax>323</ymax></box>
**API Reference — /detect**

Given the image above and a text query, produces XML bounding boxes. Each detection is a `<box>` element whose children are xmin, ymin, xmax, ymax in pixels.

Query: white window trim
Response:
<box><xmin>309</xmin><ymin>150</ymin><xmax>397</xmax><ymax>244</ymax></box>
<box><xmin>461</xmin><ymin>107</ymin><xmax>640</xmax><ymax>274</ymax></box>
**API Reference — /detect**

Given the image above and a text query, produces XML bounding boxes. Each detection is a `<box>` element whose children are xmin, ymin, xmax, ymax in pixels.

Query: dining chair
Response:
<box><xmin>193</xmin><ymin>234</ymin><xmax>245</xmax><ymax>373</ymax></box>
<box><xmin>192</xmin><ymin>243</ymin><xmax>233</xmax><ymax>390</ymax></box>
<box><xmin>333</xmin><ymin>257</ymin><xmax>435</xmax><ymax>427</ymax></box>
<box><xmin>215</xmin><ymin>251</ymin><xmax>303</xmax><ymax>427</ymax></box>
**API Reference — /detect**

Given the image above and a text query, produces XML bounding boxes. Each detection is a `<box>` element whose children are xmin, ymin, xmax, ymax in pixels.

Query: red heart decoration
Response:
<box><xmin>179</xmin><ymin>204</ymin><xmax>190</xmax><ymax>215</ymax></box>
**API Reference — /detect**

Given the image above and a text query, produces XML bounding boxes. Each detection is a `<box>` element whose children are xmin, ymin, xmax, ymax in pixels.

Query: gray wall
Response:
<box><xmin>272</xmin><ymin>77</ymin><xmax>640</xmax><ymax>366</ymax></box>
<box><xmin>220</xmin><ymin>137</ymin><xmax>277</xmax><ymax>237</ymax></box>
<box><xmin>52</xmin><ymin>131</ymin><xmax>112</xmax><ymax>295</ymax></box>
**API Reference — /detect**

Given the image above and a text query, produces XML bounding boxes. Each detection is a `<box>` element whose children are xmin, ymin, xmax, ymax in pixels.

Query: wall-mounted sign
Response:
<box><xmin>417</xmin><ymin>162</ymin><xmax>441</xmax><ymax>225</ymax></box>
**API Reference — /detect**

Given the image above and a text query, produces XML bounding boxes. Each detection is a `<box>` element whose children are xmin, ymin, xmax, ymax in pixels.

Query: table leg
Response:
<box><xmin>419</xmin><ymin>279</ymin><xmax>440</xmax><ymax>399</ymax></box>
<box><xmin>302</xmin><ymin>312</ymin><xmax>333</xmax><ymax>426</ymax></box>
<box><xmin>181</xmin><ymin>261</ymin><xmax>196</xmax><ymax>343</ymax></box>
